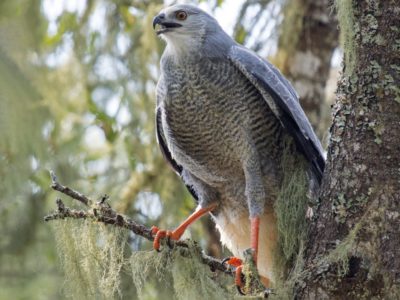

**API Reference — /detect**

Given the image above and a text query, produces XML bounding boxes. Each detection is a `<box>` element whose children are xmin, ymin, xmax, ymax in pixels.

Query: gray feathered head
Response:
<box><xmin>153</xmin><ymin>4</ymin><xmax>234</xmax><ymax>58</ymax></box>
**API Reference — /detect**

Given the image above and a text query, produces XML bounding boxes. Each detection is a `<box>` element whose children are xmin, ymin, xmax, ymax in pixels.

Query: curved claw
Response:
<box><xmin>236</xmin><ymin>285</ymin><xmax>245</xmax><ymax>296</ymax></box>
<box><xmin>221</xmin><ymin>256</ymin><xmax>246</xmax><ymax>294</ymax></box>
<box><xmin>235</xmin><ymin>265</ymin><xmax>245</xmax><ymax>295</ymax></box>
<box><xmin>166</xmin><ymin>232</ymin><xmax>175</xmax><ymax>249</ymax></box>
<box><xmin>221</xmin><ymin>257</ymin><xmax>231</xmax><ymax>266</ymax></box>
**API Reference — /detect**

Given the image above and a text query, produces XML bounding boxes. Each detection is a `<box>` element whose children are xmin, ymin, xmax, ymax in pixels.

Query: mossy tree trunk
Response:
<box><xmin>274</xmin><ymin>0</ymin><xmax>338</xmax><ymax>138</ymax></box>
<box><xmin>298</xmin><ymin>1</ymin><xmax>400</xmax><ymax>298</ymax></box>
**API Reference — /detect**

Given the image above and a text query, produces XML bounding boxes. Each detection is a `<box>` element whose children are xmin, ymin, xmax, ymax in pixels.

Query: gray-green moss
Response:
<box><xmin>273</xmin><ymin>140</ymin><xmax>309</xmax><ymax>299</ymax></box>
<box><xmin>130</xmin><ymin>241</ymin><xmax>234</xmax><ymax>300</ymax></box>
<box><xmin>52</xmin><ymin>219</ymin><xmax>127</xmax><ymax>299</ymax></box>
<box><xmin>275</xmin><ymin>146</ymin><xmax>308</xmax><ymax>263</ymax></box>
<box><xmin>53</xmin><ymin>218</ymin><xmax>234</xmax><ymax>300</ymax></box>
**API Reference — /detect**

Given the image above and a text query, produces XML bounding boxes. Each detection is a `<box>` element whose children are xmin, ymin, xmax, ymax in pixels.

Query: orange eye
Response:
<box><xmin>175</xmin><ymin>11</ymin><xmax>187</xmax><ymax>21</ymax></box>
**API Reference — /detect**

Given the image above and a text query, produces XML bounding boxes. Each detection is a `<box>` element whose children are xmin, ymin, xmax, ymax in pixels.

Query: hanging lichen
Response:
<box><xmin>130</xmin><ymin>244</ymin><xmax>173</xmax><ymax>296</ymax></box>
<box><xmin>275</xmin><ymin>141</ymin><xmax>308</xmax><ymax>259</ymax></box>
<box><xmin>272</xmin><ymin>241</ymin><xmax>306</xmax><ymax>300</ymax></box>
<box><xmin>130</xmin><ymin>241</ymin><xmax>234</xmax><ymax>300</ymax></box>
<box><xmin>52</xmin><ymin>219</ymin><xmax>128</xmax><ymax>299</ymax></box>
<box><xmin>273</xmin><ymin>139</ymin><xmax>309</xmax><ymax>298</ymax></box>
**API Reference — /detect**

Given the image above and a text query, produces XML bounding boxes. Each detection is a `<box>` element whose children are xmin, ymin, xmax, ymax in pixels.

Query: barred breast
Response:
<box><xmin>159</xmin><ymin>57</ymin><xmax>285</xmax><ymax>195</ymax></box>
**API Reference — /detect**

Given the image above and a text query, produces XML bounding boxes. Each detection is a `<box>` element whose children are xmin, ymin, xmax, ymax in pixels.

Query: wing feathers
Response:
<box><xmin>155</xmin><ymin>107</ymin><xmax>199</xmax><ymax>201</ymax></box>
<box><xmin>228</xmin><ymin>45</ymin><xmax>325</xmax><ymax>182</ymax></box>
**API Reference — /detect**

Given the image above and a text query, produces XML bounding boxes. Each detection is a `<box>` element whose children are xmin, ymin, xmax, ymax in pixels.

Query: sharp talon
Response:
<box><xmin>221</xmin><ymin>257</ymin><xmax>231</xmax><ymax>265</ymax></box>
<box><xmin>166</xmin><ymin>232</ymin><xmax>174</xmax><ymax>249</ymax></box>
<box><xmin>235</xmin><ymin>265</ymin><xmax>245</xmax><ymax>295</ymax></box>
<box><xmin>235</xmin><ymin>265</ymin><xmax>243</xmax><ymax>286</ymax></box>
<box><xmin>236</xmin><ymin>285</ymin><xmax>245</xmax><ymax>295</ymax></box>
<box><xmin>222</xmin><ymin>257</ymin><xmax>245</xmax><ymax>293</ymax></box>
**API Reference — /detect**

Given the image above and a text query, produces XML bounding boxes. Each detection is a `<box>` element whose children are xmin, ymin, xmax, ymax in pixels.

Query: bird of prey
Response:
<box><xmin>150</xmin><ymin>4</ymin><xmax>324</xmax><ymax>292</ymax></box>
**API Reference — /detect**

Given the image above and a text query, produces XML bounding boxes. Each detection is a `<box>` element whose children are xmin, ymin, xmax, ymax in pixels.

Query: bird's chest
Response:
<box><xmin>161</xmin><ymin>60</ymin><xmax>248</xmax><ymax>130</ymax></box>
<box><xmin>160</xmin><ymin>63</ymin><xmax>242</xmax><ymax>180</ymax></box>
<box><xmin>164</xmin><ymin>62</ymin><xmax>220</xmax><ymax>104</ymax></box>
<box><xmin>164</xmin><ymin>69</ymin><xmax>219</xmax><ymax>128</ymax></box>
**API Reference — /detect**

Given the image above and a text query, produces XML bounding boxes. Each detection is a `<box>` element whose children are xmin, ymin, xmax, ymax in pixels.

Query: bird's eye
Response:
<box><xmin>175</xmin><ymin>11</ymin><xmax>187</xmax><ymax>21</ymax></box>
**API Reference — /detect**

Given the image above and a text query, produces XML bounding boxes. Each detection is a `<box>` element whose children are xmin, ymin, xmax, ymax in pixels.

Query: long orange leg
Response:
<box><xmin>151</xmin><ymin>203</ymin><xmax>217</xmax><ymax>250</ymax></box>
<box><xmin>250</xmin><ymin>216</ymin><xmax>260</xmax><ymax>264</ymax></box>
<box><xmin>225</xmin><ymin>216</ymin><xmax>260</xmax><ymax>294</ymax></box>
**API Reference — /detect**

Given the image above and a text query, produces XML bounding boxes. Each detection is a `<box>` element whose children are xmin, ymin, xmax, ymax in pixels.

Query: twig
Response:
<box><xmin>50</xmin><ymin>171</ymin><xmax>91</xmax><ymax>206</ymax></box>
<box><xmin>45</xmin><ymin>172</ymin><xmax>233</xmax><ymax>275</ymax></box>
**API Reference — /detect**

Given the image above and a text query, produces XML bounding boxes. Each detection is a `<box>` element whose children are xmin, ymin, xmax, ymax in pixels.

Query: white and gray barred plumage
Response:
<box><xmin>153</xmin><ymin>4</ymin><xmax>325</xmax><ymax>282</ymax></box>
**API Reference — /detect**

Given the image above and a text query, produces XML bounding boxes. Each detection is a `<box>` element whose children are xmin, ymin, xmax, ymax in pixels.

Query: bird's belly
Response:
<box><xmin>166</xmin><ymin>136</ymin><xmax>238</xmax><ymax>184</ymax></box>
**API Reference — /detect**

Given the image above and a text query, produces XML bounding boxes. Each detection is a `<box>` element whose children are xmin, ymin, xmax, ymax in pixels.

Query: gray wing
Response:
<box><xmin>228</xmin><ymin>45</ymin><xmax>325</xmax><ymax>183</ymax></box>
<box><xmin>155</xmin><ymin>78</ymin><xmax>199</xmax><ymax>200</ymax></box>
<box><xmin>155</xmin><ymin>107</ymin><xmax>182</xmax><ymax>175</ymax></box>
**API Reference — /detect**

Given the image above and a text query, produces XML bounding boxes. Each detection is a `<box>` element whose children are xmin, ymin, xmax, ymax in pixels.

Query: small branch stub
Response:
<box><xmin>50</xmin><ymin>170</ymin><xmax>91</xmax><ymax>206</ymax></box>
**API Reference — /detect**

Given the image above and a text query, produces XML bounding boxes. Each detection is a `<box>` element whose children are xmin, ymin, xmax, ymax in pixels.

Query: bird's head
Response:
<box><xmin>153</xmin><ymin>4</ymin><xmax>233</xmax><ymax>58</ymax></box>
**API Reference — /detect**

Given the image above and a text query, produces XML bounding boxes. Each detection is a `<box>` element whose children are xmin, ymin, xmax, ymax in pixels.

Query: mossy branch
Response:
<box><xmin>44</xmin><ymin>171</ymin><xmax>233</xmax><ymax>276</ymax></box>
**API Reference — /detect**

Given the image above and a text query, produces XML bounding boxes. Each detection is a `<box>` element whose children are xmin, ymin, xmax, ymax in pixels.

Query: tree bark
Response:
<box><xmin>299</xmin><ymin>1</ymin><xmax>400</xmax><ymax>298</ymax></box>
<box><xmin>274</xmin><ymin>0</ymin><xmax>338</xmax><ymax>139</ymax></box>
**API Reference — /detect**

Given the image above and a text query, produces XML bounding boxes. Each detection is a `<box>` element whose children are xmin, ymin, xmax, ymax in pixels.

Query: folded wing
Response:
<box><xmin>228</xmin><ymin>45</ymin><xmax>325</xmax><ymax>183</ymax></box>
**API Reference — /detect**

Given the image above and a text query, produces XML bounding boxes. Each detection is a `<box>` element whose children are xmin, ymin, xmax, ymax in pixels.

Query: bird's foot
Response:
<box><xmin>151</xmin><ymin>226</ymin><xmax>182</xmax><ymax>251</ymax></box>
<box><xmin>222</xmin><ymin>256</ymin><xmax>245</xmax><ymax>295</ymax></box>
<box><xmin>151</xmin><ymin>204</ymin><xmax>217</xmax><ymax>251</ymax></box>
<box><xmin>222</xmin><ymin>256</ymin><xmax>243</xmax><ymax>268</ymax></box>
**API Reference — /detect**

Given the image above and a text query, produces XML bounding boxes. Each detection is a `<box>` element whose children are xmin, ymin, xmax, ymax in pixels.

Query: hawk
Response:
<box><xmin>150</xmin><ymin>4</ymin><xmax>324</xmax><ymax>292</ymax></box>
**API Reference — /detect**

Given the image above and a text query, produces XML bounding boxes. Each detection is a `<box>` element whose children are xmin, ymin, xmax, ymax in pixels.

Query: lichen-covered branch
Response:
<box><xmin>45</xmin><ymin>171</ymin><xmax>233</xmax><ymax>275</ymax></box>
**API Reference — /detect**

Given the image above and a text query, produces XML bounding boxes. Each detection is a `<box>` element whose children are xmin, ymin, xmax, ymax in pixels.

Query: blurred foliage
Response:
<box><xmin>0</xmin><ymin>0</ymin><xmax>335</xmax><ymax>299</ymax></box>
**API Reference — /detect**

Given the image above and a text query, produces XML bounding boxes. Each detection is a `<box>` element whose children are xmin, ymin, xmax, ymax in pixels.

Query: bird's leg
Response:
<box><xmin>151</xmin><ymin>203</ymin><xmax>217</xmax><ymax>250</ymax></box>
<box><xmin>227</xmin><ymin>154</ymin><xmax>267</xmax><ymax>293</ymax></box>
<box><xmin>250</xmin><ymin>215</ymin><xmax>273</xmax><ymax>290</ymax></box>
<box><xmin>223</xmin><ymin>216</ymin><xmax>262</xmax><ymax>295</ymax></box>
<box><xmin>251</xmin><ymin>216</ymin><xmax>260</xmax><ymax>264</ymax></box>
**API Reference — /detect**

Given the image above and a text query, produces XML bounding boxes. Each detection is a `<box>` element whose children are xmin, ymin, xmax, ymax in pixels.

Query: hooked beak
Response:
<box><xmin>153</xmin><ymin>14</ymin><xmax>182</xmax><ymax>35</ymax></box>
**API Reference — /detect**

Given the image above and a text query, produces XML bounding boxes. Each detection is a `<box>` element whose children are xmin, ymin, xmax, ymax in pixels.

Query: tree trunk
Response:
<box><xmin>274</xmin><ymin>0</ymin><xmax>338</xmax><ymax>139</ymax></box>
<box><xmin>299</xmin><ymin>1</ymin><xmax>400</xmax><ymax>298</ymax></box>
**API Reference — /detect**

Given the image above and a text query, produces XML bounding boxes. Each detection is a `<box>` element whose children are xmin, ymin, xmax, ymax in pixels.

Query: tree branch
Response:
<box><xmin>50</xmin><ymin>171</ymin><xmax>92</xmax><ymax>206</ymax></box>
<box><xmin>45</xmin><ymin>171</ymin><xmax>233</xmax><ymax>275</ymax></box>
